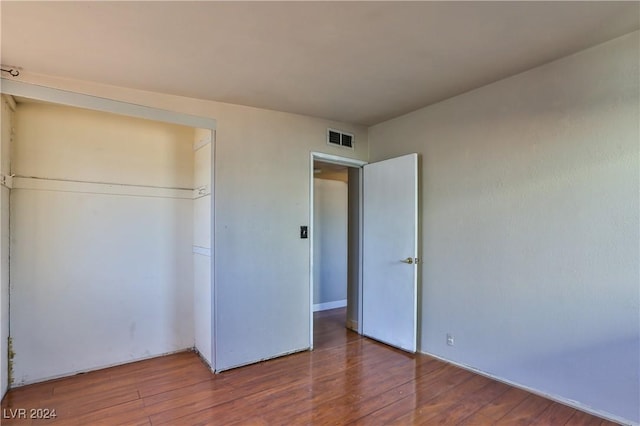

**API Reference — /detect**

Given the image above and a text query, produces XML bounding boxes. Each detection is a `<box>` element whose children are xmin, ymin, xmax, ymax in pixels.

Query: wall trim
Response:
<box><xmin>312</xmin><ymin>152</ymin><xmax>367</xmax><ymax>168</ymax></box>
<box><xmin>1</xmin><ymin>78</ymin><xmax>217</xmax><ymax>130</ymax></box>
<box><xmin>421</xmin><ymin>350</ymin><xmax>634</xmax><ymax>426</ymax></box>
<box><xmin>216</xmin><ymin>346</ymin><xmax>309</xmax><ymax>373</ymax></box>
<box><xmin>193</xmin><ymin>347</ymin><xmax>214</xmax><ymax>373</ymax></box>
<box><xmin>346</xmin><ymin>319</ymin><xmax>358</xmax><ymax>331</ymax></box>
<box><xmin>11</xmin><ymin>348</ymin><xmax>195</xmax><ymax>388</ymax></box>
<box><xmin>313</xmin><ymin>299</ymin><xmax>347</xmax><ymax>312</ymax></box>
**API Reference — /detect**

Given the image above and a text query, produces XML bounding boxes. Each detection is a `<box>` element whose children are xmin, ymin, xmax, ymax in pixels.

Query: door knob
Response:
<box><xmin>401</xmin><ymin>257</ymin><xmax>414</xmax><ymax>264</ymax></box>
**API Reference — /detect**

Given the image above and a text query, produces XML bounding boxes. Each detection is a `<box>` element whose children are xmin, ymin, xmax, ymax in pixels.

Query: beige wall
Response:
<box><xmin>210</xmin><ymin>97</ymin><xmax>367</xmax><ymax>369</ymax></box>
<box><xmin>369</xmin><ymin>32</ymin><xmax>639</xmax><ymax>423</ymax></box>
<box><xmin>13</xmin><ymin>102</ymin><xmax>194</xmax><ymax>188</ymax></box>
<box><xmin>10</xmin><ymin>101</ymin><xmax>196</xmax><ymax>384</ymax></box>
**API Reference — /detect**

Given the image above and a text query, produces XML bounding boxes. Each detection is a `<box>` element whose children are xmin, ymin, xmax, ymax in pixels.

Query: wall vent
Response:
<box><xmin>327</xmin><ymin>129</ymin><xmax>354</xmax><ymax>149</ymax></box>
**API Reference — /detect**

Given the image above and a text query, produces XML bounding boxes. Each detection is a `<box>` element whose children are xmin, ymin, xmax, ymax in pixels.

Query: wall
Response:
<box><xmin>6</xmin><ymin>72</ymin><xmax>369</xmax><ymax>371</ymax></box>
<box><xmin>0</xmin><ymin>95</ymin><xmax>13</xmax><ymax>397</ymax></box>
<box><xmin>346</xmin><ymin>167</ymin><xmax>360</xmax><ymax>330</ymax></box>
<box><xmin>368</xmin><ymin>32</ymin><xmax>639</xmax><ymax>423</ymax></box>
<box><xmin>313</xmin><ymin>177</ymin><xmax>348</xmax><ymax>310</ymax></box>
<box><xmin>193</xmin><ymin>128</ymin><xmax>213</xmax><ymax>366</ymax></box>
<box><xmin>10</xmin><ymin>102</ymin><xmax>195</xmax><ymax>385</ymax></box>
<box><xmin>214</xmin><ymin>108</ymin><xmax>365</xmax><ymax>370</ymax></box>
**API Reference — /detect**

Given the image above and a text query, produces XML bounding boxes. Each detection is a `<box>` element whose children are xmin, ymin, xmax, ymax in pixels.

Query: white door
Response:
<box><xmin>362</xmin><ymin>153</ymin><xmax>418</xmax><ymax>352</ymax></box>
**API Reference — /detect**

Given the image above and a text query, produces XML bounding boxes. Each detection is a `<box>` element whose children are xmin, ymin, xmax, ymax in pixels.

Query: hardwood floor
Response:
<box><xmin>1</xmin><ymin>308</ymin><xmax>618</xmax><ymax>425</ymax></box>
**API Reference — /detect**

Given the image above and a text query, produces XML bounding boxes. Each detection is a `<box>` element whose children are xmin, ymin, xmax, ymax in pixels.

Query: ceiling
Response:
<box><xmin>1</xmin><ymin>2</ymin><xmax>638</xmax><ymax>126</ymax></box>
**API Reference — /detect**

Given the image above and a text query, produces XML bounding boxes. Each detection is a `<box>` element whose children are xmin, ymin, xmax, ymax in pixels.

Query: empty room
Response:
<box><xmin>0</xmin><ymin>2</ymin><xmax>638</xmax><ymax>425</ymax></box>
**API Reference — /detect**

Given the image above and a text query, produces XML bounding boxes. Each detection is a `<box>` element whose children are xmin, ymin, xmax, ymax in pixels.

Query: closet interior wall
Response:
<box><xmin>9</xmin><ymin>100</ymin><xmax>197</xmax><ymax>386</ymax></box>
<box><xmin>0</xmin><ymin>95</ymin><xmax>13</xmax><ymax>398</ymax></box>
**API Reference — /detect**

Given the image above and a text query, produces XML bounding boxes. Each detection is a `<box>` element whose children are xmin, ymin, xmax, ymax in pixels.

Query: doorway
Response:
<box><xmin>310</xmin><ymin>152</ymin><xmax>420</xmax><ymax>353</ymax></box>
<box><xmin>309</xmin><ymin>153</ymin><xmax>366</xmax><ymax>349</ymax></box>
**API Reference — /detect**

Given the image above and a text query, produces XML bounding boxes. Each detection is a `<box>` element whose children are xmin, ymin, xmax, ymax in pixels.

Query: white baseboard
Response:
<box><xmin>215</xmin><ymin>346</ymin><xmax>309</xmax><ymax>373</ymax></box>
<box><xmin>313</xmin><ymin>299</ymin><xmax>347</xmax><ymax>312</ymax></box>
<box><xmin>422</xmin><ymin>350</ymin><xmax>635</xmax><ymax>426</ymax></box>
<box><xmin>10</xmin><ymin>347</ymin><xmax>194</xmax><ymax>388</ymax></box>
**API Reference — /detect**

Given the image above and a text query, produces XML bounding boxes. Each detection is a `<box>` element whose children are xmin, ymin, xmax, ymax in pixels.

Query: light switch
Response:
<box><xmin>300</xmin><ymin>226</ymin><xmax>308</xmax><ymax>239</ymax></box>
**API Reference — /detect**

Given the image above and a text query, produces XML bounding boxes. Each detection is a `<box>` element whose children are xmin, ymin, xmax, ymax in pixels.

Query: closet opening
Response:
<box><xmin>0</xmin><ymin>86</ymin><xmax>215</xmax><ymax>391</ymax></box>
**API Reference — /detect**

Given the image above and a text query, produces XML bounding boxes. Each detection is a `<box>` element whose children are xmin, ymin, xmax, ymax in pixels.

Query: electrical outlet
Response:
<box><xmin>446</xmin><ymin>333</ymin><xmax>454</xmax><ymax>346</ymax></box>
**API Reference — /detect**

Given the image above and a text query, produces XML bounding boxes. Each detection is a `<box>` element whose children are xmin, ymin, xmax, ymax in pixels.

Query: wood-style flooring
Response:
<box><xmin>1</xmin><ymin>308</ymin><xmax>618</xmax><ymax>425</ymax></box>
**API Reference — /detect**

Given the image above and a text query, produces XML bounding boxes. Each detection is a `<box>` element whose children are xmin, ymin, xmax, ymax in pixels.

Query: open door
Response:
<box><xmin>362</xmin><ymin>153</ymin><xmax>418</xmax><ymax>352</ymax></box>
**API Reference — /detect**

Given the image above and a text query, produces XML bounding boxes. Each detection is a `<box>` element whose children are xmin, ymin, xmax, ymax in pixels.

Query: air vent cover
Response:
<box><xmin>327</xmin><ymin>129</ymin><xmax>355</xmax><ymax>149</ymax></box>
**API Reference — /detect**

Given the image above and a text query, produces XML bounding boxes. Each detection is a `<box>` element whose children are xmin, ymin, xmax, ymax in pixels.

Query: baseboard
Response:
<box><xmin>9</xmin><ymin>347</ymin><xmax>195</xmax><ymax>388</ymax></box>
<box><xmin>422</xmin><ymin>350</ymin><xmax>635</xmax><ymax>426</ymax></box>
<box><xmin>313</xmin><ymin>299</ymin><xmax>347</xmax><ymax>312</ymax></box>
<box><xmin>346</xmin><ymin>319</ymin><xmax>358</xmax><ymax>331</ymax></box>
<box><xmin>193</xmin><ymin>347</ymin><xmax>214</xmax><ymax>373</ymax></box>
<box><xmin>215</xmin><ymin>346</ymin><xmax>309</xmax><ymax>373</ymax></box>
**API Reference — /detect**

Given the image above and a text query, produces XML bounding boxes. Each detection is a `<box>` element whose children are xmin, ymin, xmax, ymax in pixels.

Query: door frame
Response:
<box><xmin>309</xmin><ymin>152</ymin><xmax>367</xmax><ymax>349</ymax></box>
